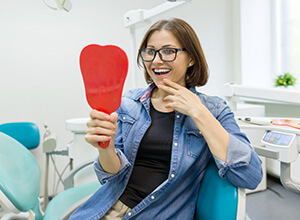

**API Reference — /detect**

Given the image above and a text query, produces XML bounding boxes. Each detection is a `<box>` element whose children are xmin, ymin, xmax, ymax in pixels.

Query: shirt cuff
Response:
<box><xmin>94</xmin><ymin>148</ymin><xmax>130</xmax><ymax>184</ymax></box>
<box><xmin>214</xmin><ymin>134</ymin><xmax>251</xmax><ymax>178</ymax></box>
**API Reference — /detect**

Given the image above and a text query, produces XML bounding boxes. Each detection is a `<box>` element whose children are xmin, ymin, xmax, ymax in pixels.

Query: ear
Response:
<box><xmin>188</xmin><ymin>59</ymin><xmax>195</xmax><ymax>67</ymax></box>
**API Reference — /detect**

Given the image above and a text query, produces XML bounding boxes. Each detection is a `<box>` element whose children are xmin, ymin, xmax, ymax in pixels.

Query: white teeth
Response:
<box><xmin>153</xmin><ymin>69</ymin><xmax>171</xmax><ymax>73</ymax></box>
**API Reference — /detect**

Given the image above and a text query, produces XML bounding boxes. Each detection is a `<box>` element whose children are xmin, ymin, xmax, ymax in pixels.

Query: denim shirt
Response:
<box><xmin>69</xmin><ymin>84</ymin><xmax>262</xmax><ymax>220</ymax></box>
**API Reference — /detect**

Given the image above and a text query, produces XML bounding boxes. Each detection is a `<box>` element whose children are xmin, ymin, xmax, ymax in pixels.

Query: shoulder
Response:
<box><xmin>192</xmin><ymin>88</ymin><xmax>226</xmax><ymax>109</ymax></box>
<box><xmin>122</xmin><ymin>88</ymin><xmax>146</xmax><ymax>101</ymax></box>
<box><xmin>116</xmin><ymin>87</ymin><xmax>148</xmax><ymax>115</ymax></box>
<box><xmin>122</xmin><ymin>83</ymin><xmax>155</xmax><ymax>102</ymax></box>
<box><xmin>191</xmin><ymin>87</ymin><xmax>229</xmax><ymax>117</ymax></box>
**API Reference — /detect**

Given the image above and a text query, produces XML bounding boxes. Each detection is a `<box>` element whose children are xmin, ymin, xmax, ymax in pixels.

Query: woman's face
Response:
<box><xmin>144</xmin><ymin>30</ymin><xmax>192</xmax><ymax>87</ymax></box>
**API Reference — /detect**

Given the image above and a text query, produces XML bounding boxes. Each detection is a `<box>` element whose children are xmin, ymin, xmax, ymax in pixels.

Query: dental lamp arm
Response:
<box><xmin>124</xmin><ymin>0</ymin><xmax>192</xmax><ymax>28</ymax></box>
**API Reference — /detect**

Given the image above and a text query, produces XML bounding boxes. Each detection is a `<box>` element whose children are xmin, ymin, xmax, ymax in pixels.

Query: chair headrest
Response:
<box><xmin>0</xmin><ymin>122</ymin><xmax>40</xmax><ymax>150</ymax></box>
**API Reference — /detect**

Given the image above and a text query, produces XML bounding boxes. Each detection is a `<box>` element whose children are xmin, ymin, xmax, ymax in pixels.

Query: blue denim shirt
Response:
<box><xmin>69</xmin><ymin>84</ymin><xmax>262</xmax><ymax>220</ymax></box>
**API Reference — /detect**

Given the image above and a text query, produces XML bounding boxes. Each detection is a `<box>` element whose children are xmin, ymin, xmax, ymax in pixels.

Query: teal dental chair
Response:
<box><xmin>0</xmin><ymin>130</ymin><xmax>100</xmax><ymax>220</ymax></box>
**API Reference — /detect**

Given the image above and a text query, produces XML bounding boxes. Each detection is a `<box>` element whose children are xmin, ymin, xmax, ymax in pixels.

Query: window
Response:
<box><xmin>273</xmin><ymin>0</ymin><xmax>300</xmax><ymax>88</ymax></box>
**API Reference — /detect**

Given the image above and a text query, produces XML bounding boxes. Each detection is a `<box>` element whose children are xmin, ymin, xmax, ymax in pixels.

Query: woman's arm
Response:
<box><xmin>190</xmin><ymin>108</ymin><xmax>230</xmax><ymax>162</ymax></box>
<box><xmin>159</xmin><ymin>79</ymin><xmax>262</xmax><ymax>189</ymax></box>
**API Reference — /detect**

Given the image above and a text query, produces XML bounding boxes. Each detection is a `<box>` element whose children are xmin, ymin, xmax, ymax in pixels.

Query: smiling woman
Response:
<box><xmin>140</xmin><ymin>29</ymin><xmax>192</xmax><ymax>88</ymax></box>
<box><xmin>137</xmin><ymin>19</ymin><xmax>209</xmax><ymax>88</ymax></box>
<box><xmin>69</xmin><ymin>18</ymin><xmax>263</xmax><ymax>220</ymax></box>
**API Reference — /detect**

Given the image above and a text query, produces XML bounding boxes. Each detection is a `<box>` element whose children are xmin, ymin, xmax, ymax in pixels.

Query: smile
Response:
<box><xmin>153</xmin><ymin>68</ymin><xmax>171</xmax><ymax>75</ymax></box>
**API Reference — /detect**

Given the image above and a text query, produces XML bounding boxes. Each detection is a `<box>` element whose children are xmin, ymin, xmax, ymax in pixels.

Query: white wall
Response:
<box><xmin>0</xmin><ymin>0</ymin><xmax>237</xmax><ymax>196</ymax></box>
<box><xmin>240</xmin><ymin>0</ymin><xmax>273</xmax><ymax>87</ymax></box>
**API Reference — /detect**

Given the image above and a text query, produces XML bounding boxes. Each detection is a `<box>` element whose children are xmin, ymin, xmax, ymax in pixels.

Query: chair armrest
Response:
<box><xmin>236</xmin><ymin>188</ymin><xmax>246</xmax><ymax>220</ymax></box>
<box><xmin>43</xmin><ymin>181</ymin><xmax>101</xmax><ymax>220</ymax></box>
<box><xmin>59</xmin><ymin>195</ymin><xmax>91</xmax><ymax>220</ymax></box>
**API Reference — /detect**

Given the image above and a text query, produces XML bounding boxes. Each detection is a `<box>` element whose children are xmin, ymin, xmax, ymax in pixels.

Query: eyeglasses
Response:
<box><xmin>139</xmin><ymin>48</ymin><xmax>186</xmax><ymax>62</ymax></box>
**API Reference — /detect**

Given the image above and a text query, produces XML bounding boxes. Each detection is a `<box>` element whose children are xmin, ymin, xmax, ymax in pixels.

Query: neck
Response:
<box><xmin>151</xmin><ymin>87</ymin><xmax>169</xmax><ymax>99</ymax></box>
<box><xmin>150</xmin><ymin>87</ymin><xmax>174</xmax><ymax>112</ymax></box>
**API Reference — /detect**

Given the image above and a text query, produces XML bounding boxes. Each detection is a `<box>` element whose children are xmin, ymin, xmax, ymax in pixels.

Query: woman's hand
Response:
<box><xmin>85</xmin><ymin>110</ymin><xmax>121</xmax><ymax>174</ymax></box>
<box><xmin>85</xmin><ymin>110</ymin><xmax>118</xmax><ymax>150</ymax></box>
<box><xmin>158</xmin><ymin>79</ymin><xmax>203</xmax><ymax>119</ymax></box>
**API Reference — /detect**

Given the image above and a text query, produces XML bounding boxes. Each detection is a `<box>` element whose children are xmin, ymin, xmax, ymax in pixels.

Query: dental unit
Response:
<box><xmin>224</xmin><ymin>83</ymin><xmax>300</xmax><ymax>194</ymax></box>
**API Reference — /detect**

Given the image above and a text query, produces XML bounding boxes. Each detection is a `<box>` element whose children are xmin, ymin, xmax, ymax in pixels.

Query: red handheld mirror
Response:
<box><xmin>80</xmin><ymin>44</ymin><xmax>128</xmax><ymax>149</ymax></box>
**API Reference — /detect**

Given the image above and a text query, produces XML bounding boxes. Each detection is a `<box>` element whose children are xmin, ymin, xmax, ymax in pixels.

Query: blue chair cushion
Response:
<box><xmin>0</xmin><ymin>122</ymin><xmax>40</xmax><ymax>150</ymax></box>
<box><xmin>194</xmin><ymin>159</ymin><xmax>238</xmax><ymax>220</ymax></box>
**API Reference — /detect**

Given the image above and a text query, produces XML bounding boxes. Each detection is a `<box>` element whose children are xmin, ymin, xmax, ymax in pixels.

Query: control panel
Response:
<box><xmin>261</xmin><ymin>130</ymin><xmax>297</xmax><ymax>163</ymax></box>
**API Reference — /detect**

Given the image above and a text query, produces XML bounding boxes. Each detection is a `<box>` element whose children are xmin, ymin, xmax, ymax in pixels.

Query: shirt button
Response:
<box><xmin>176</xmin><ymin>115</ymin><xmax>180</xmax><ymax>119</ymax></box>
<box><xmin>174</xmin><ymin>143</ymin><xmax>178</xmax><ymax>147</ymax></box>
<box><xmin>171</xmin><ymin>174</ymin><xmax>175</xmax><ymax>178</ymax></box>
<box><xmin>128</xmin><ymin>212</ymin><xmax>132</xmax><ymax>216</ymax></box>
<box><xmin>151</xmin><ymin>195</ymin><xmax>155</xmax><ymax>200</ymax></box>
<box><xmin>123</xmin><ymin>116</ymin><xmax>126</xmax><ymax>120</ymax></box>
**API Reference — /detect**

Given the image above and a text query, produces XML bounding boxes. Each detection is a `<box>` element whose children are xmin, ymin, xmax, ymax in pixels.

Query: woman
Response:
<box><xmin>69</xmin><ymin>18</ymin><xmax>262</xmax><ymax>220</ymax></box>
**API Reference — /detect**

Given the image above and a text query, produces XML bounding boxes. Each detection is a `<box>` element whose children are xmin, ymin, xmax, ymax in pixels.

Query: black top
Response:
<box><xmin>119</xmin><ymin>101</ymin><xmax>175</xmax><ymax>208</ymax></box>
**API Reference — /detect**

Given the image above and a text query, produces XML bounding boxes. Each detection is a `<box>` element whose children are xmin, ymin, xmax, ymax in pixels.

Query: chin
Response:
<box><xmin>154</xmin><ymin>78</ymin><xmax>168</xmax><ymax>86</ymax></box>
<box><xmin>154</xmin><ymin>81</ymin><xmax>163</xmax><ymax>87</ymax></box>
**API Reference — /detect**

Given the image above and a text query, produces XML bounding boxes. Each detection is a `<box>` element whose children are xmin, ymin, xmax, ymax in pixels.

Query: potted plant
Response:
<box><xmin>275</xmin><ymin>72</ymin><xmax>297</xmax><ymax>88</ymax></box>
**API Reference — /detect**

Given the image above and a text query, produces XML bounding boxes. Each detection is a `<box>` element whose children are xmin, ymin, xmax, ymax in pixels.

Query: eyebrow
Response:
<box><xmin>146</xmin><ymin>44</ymin><xmax>177</xmax><ymax>49</ymax></box>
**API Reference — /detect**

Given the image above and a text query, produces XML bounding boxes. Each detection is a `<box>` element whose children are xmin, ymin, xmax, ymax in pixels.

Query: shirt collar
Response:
<box><xmin>139</xmin><ymin>83</ymin><xmax>156</xmax><ymax>102</ymax></box>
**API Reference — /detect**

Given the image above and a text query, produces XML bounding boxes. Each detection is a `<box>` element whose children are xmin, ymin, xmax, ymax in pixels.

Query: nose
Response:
<box><xmin>152</xmin><ymin>51</ymin><xmax>164</xmax><ymax>63</ymax></box>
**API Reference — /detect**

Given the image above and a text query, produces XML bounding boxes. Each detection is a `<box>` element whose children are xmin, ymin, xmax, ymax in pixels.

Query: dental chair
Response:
<box><xmin>0</xmin><ymin>131</ymin><xmax>101</xmax><ymax>220</ymax></box>
<box><xmin>0</xmin><ymin>122</ymin><xmax>41</xmax><ymax>219</ymax></box>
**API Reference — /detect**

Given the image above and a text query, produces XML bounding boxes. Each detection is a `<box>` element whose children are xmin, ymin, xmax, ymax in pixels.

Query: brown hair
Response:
<box><xmin>137</xmin><ymin>18</ymin><xmax>209</xmax><ymax>88</ymax></box>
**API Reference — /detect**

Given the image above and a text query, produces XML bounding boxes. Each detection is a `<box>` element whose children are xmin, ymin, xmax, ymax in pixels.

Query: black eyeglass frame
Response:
<box><xmin>139</xmin><ymin>48</ymin><xmax>186</xmax><ymax>62</ymax></box>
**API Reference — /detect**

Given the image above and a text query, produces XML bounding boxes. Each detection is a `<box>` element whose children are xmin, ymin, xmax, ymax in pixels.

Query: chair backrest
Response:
<box><xmin>0</xmin><ymin>122</ymin><xmax>40</xmax><ymax>150</ymax></box>
<box><xmin>194</xmin><ymin>159</ymin><xmax>245</xmax><ymax>220</ymax></box>
<box><xmin>0</xmin><ymin>132</ymin><xmax>42</xmax><ymax>217</ymax></box>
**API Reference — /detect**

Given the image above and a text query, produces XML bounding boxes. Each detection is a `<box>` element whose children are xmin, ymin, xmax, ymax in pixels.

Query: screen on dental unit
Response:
<box><xmin>263</xmin><ymin>131</ymin><xmax>293</xmax><ymax>146</ymax></box>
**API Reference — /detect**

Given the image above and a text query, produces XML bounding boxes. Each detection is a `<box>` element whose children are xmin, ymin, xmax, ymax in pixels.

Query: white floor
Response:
<box><xmin>246</xmin><ymin>175</ymin><xmax>300</xmax><ymax>220</ymax></box>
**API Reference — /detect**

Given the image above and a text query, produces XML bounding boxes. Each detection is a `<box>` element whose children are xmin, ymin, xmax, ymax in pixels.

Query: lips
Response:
<box><xmin>153</xmin><ymin>68</ymin><xmax>171</xmax><ymax>75</ymax></box>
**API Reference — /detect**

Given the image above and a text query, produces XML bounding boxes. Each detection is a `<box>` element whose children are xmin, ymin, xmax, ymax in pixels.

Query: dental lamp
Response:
<box><xmin>124</xmin><ymin>0</ymin><xmax>193</xmax><ymax>88</ymax></box>
<box><xmin>43</xmin><ymin>0</ymin><xmax>72</xmax><ymax>12</ymax></box>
